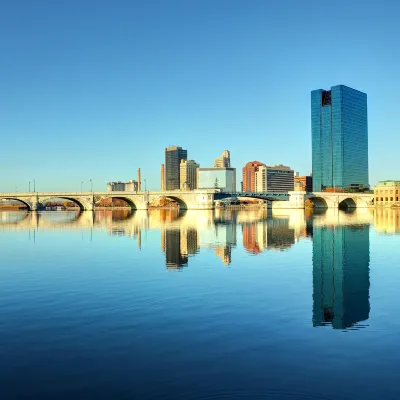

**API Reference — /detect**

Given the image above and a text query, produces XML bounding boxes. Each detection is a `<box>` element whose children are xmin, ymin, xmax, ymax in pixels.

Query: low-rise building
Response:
<box><xmin>107</xmin><ymin>180</ymin><xmax>139</xmax><ymax>192</ymax></box>
<box><xmin>374</xmin><ymin>181</ymin><xmax>400</xmax><ymax>206</ymax></box>
<box><xmin>197</xmin><ymin>168</ymin><xmax>236</xmax><ymax>192</ymax></box>
<box><xmin>255</xmin><ymin>165</ymin><xmax>294</xmax><ymax>193</ymax></box>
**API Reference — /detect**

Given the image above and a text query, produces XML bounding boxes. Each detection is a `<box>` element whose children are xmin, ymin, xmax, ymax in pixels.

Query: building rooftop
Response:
<box><xmin>375</xmin><ymin>180</ymin><xmax>400</xmax><ymax>186</ymax></box>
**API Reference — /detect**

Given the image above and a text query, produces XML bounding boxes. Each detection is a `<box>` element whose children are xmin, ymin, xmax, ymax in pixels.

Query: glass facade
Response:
<box><xmin>198</xmin><ymin>168</ymin><xmax>236</xmax><ymax>192</ymax></box>
<box><xmin>311</xmin><ymin>85</ymin><xmax>369</xmax><ymax>192</ymax></box>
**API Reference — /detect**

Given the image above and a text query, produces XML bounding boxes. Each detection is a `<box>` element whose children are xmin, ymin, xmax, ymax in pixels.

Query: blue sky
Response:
<box><xmin>1</xmin><ymin>0</ymin><xmax>399</xmax><ymax>191</ymax></box>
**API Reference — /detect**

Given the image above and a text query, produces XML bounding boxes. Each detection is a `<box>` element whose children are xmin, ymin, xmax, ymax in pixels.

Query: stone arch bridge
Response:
<box><xmin>0</xmin><ymin>190</ymin><xmax>217</xmax><ymax>211</ymax></box>
<box><xmin>0</xmin><ymin>190</ymin><xmax>374</xmax><ymax>211</ymax></box>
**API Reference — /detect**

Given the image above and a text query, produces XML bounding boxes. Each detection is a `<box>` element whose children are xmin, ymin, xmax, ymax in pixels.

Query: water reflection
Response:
<box><xmin>312</xmin><ymin>224</ymin><xmax>370</xmax><ymax>329</ymax></box>
<box><xmin>374</xmin><ymin>207</ymin><xmax>400</xmax><ymax>234</ymax></box>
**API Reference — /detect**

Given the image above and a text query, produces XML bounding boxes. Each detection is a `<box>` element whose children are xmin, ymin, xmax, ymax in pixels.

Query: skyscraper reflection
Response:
<box><xmin>165</xmin><ymin>229</ymin><xmax>188</xmax><ymax>269</ymax></box>
<box><xmin>312</xmin><ymin>225</ymin><xmax>370</xmax><ymax>329</ymax></box>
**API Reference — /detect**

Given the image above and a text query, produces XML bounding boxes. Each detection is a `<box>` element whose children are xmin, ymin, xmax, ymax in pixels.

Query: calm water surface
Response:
<box><xmin>1</xmin><ymin>208</ymin><xmax>400</xmax><ymax>399</ymax></box>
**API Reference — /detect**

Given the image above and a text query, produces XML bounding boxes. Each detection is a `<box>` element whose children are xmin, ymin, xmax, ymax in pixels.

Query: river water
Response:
<box><xmin>1</xmin><ymin>208</ymin><xmax>400</xmax><ymax>399</ymax></box>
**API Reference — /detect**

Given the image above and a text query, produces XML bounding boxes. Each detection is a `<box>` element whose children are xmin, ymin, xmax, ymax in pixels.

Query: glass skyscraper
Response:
<box><xmin>311</xmin><ymin>85</ymin><xmax>369</xmax><ymax>192</ymax></box>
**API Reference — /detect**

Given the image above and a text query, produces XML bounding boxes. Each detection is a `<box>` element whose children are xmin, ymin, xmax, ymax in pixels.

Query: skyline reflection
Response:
<box><xmin>3</xmin><ymin>207</ymin><xmax>400</xmax><ymax>333</ymax></box>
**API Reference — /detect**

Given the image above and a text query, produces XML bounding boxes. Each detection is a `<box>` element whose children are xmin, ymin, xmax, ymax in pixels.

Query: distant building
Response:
<box><xmin>197</xmin><ymin>168</ymin><xmax>236</xmax><ymax>192</ymax></box>
<box><xmin>107</xmin><ymin>180</ymin><xmax>138</xmax><ymax>192</ymax></box>
<box><xmin>242</xmin><ymin>161</ymin><xmax>265</xmax><ymax>192</ymax></box>
<box><xmin>255</xmin><ymin>165</ymin><xmax>294</xmax><ymax>193</ymax></box>
<box><xmin>165</xmin><ymin>146</ymin><xmax>187</xmax><ymax>190</ymax></box>
<box><xmin>214</xmin><ymin>150</ymin><xmax>231</xmax><ymax>168</ymax></box>
<box><xmin>180</xmin><ymin>160</ymin><xmax>199</xmax><ymax>190</ymax></box>
<box><xmin>312</xmin><ymin>85</ymin><xmax>369</xmax><ymax>192</ymax></box>
<box><xmin>374</xmin><ymin>181</ymin><xmax>400</xmax><ymax>206</ymax></box>
<box><xmin>294</xmin><ymin>174</ymin><xmax>313</xmax><ymax>192</ymax></box>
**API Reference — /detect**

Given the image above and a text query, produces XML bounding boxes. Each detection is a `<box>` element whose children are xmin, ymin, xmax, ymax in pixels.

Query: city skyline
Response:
<box><xmin>1</xmin><ymin>1</ymin><xmax>399</xmax><ymax>192</ymax></box>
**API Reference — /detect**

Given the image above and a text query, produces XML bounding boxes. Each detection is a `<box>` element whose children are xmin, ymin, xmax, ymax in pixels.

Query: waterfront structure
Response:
<box><xmin>180</xmin><ymin>160</ymin><xmax>199</xmax><ymax>190</ymax></box>
<box><xmin>165</xmin><ymin>146</ymin><xmax>187</xmax><ymax>190</ymax></box>
<box><xmin>242</xmin><ymin>161</ymin><xmax>265</xmax><ymax>192</ymax></box>
<box><xmin>311</xmin><ymin>85</ymin><xmax>369</xmax><ymax>192</ymax></box>
<box><xmin>107</xmin><ymin>180</ymin><xmax>139</xmax><ymax>192</ymax></box>
<box><xmin>374</xmin><ymin>181</ymin><xmax>400</xmax><ymax>206</ymax></box>
<box><xmin>0</xmin><ymin>189</ymin><xmax>374</xmax><ymax>211</ymax></box>
<box><xmin>294</xmin><ymin>174</ymin><xmax>313</xmax><ymax>192</ymax></box>
<box><xmin>197</xmin><ymin>168</ymin><xmax>236</xmax><ymax>192</ymax></box>
<box><xmin>255</xmin><ymin>164</ymin><xmax>294</xmax><ymax>193</ymax></box>
<box><xmin>312</xmin><ymin>224</ymin><xmax>370</xmax><ymax>329</ymax></box>
<box><xmin>214</xmin><ymin>150</ymin><xmax>231</xmax><ymax>168</ymax></box>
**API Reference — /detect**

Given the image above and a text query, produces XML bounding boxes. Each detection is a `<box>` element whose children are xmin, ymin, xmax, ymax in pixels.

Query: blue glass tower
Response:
<box><xmin>311</xmin><ymin>85</ymin><xmax>369</xmax><ymax>192</ymax></box>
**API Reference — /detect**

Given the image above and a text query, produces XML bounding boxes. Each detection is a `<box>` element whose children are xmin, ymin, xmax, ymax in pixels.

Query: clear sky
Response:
<box><xmin>1</xmin><ymin>0</ymin><xmax>399</xmax><ymax>192</ymax></box>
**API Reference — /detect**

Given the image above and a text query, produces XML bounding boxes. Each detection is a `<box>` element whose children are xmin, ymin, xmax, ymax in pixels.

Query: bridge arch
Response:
<box><xmin>306</xmin><ymin>197</ymin><xmax>328</xmax><ymax>209</ymax></box>
<box><xmin>41</xmin><ymin>197</ymin><xmax>87</xmax><ymax>211</ymax></box>
<box><xmin>164</xmin><ymin>196</ymin><xmax>189</xmax><ymax>210</ymax></box>
<box><xmin>97</xmin><ymin>196</ymin><xmax>138</xmax><ymax>210</ymax></box>
<box><xmin>339</xmin><ymin>198</ymin><xmax>357</xmax><ymax>209</ymax></box>
<box><xmin>0</xmin><ymin>197</ymin><xmax>31</xmax><ymax>210</ymax></box>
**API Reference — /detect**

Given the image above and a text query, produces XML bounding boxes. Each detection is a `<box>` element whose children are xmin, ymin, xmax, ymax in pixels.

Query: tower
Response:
<box><xmin>165</xmin><ymin>146</ymin><xmax>187</xmax><ymax>191</ymax></box>
<box><xmin>311</xmin><ymin>85</ymin><xmax>368</xmax><ymax>192</ymax></box>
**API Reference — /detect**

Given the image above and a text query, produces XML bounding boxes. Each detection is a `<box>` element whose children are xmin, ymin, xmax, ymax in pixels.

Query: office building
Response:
<box><xmin>374</xmin><ymin>181</ymin><xmax>400</xmax><ymax>206</ymax></box>
<box><xmin>312</xmin><ymin>225</ymin><xmax>370</xmax><ymax>329</ymax></box>
<box><xmin>180</xmin><ymin>160</ymin><xmax>199</xmax><ymax>190</ymax></box>
<box><xmin>107</xmin><ymin>180</ymin><xmax>138</xmax><ymax>192</ymax></box>
<box><xmin>197</xmin><ymin>168</ymin><xmax>236</xmax><ymax>192</ymax></box>
<box><xmin>242</xmin><ymin>161</ymin><xmax>265</xmax><ymax>192</ymax></box>
<box><xmin>255</xmin><ymin>165</ymin><xmax>294</xmax><ymax>193</ymax></box>
<box><xmin>214</xmin><ymin>150</ymin><xmax>231</xmax><ymax>168</ymax></box>
<box><xmin>165</xmin><ymin>146</ymin><xmax>187</xmax><ymax>190</ymax></box>
<box><xmin>311</xmin><ymin>85</ymin><xmax>369</xmax><ymax>192</ymax></box>
<box><xmin>294</xmin><ymin>174</ymin><xmax>313</xmax><ymax>192</ymax></box>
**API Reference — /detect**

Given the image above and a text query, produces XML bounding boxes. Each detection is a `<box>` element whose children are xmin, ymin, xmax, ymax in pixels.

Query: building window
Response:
<box><xmin>390</xmin><ymin>197</ymin><xmax>393</xmax><ymax>201</ymax></box>
<box><xmin>381</xmin><ymin>197</ymin><xmax>383</xmax><ymax>201</ymax></box>
<box><xmin>386</xmin><ymin>197</ymin><xmax>388</xmax><ymax>201</ymax></box>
